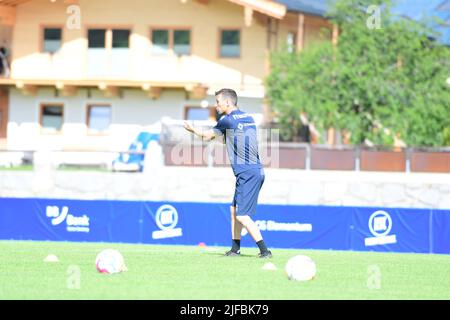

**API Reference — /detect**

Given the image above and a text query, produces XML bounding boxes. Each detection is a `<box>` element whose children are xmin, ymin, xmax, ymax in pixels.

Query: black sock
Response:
<box><xmin>231</xmin><ymin>239</ymin><xmax>241</xmax><ymax>253</ymax></box>
<box><xmin>256</xmin><ymin>240</ymin><xmax>268</xmax><ymax>253</ymax></box>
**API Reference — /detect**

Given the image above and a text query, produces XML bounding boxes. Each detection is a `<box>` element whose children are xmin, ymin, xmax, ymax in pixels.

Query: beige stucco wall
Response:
<box><xmin>10</xmin><ymin>0</ymin><xmax>333</xmax><ymax>87</ymax></box>
<box><xmin>6</xmin><ymin>87</ymin><xmax>263</xmax><ymax>150</ymax></box>
<box><xmin>3</xmin><ymin>0</ymin><xmax>334</xmax><ymax>149</ymax></box>
<box><xmin>10</xmin><ymin>0</ymin><xmax>268</xmax><ymax>93</ymax></box>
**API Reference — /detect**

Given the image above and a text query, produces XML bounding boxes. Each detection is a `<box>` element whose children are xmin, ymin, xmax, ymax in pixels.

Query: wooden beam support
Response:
<box><xmin>98</xmin><ymin>83</ymin><xmax>119</xmax><ymax>98</ymax></box>
<box><xmin>332</xmin><ymin>24</ymin><xmax>339</xmax><ymax>47</ymax></box>
<box><xmin>296</xmin><ymin>13</ymin><xmax>305</xmax><ymax>53</ymax></box>
<box><xmin>185</xmin><ymin>84</ymin><xmax>208</xmax><ymax>100</ymax></box>
<box><xmin>227</xmin><ymin>0</ymin><xmax>285</xmax><ymax>20</ymax></box>
<box><xmin>16</xmin><ymin>82</ymin><xmax>37</xmax><ymax>96</ymax></box>
<box><xmin>55</xmin><ymin>82</ymin><xmax>77</xmax><ymax>97</ymax></box>
<box><xmin>142</xmin><ymin>84</ymin><xmax>162</xmax><ymax>99</ymax></box>
<box><xmin>244</xmin><ymin>6</ymin><xmax>253</xmax><ymax>27</ymax></box>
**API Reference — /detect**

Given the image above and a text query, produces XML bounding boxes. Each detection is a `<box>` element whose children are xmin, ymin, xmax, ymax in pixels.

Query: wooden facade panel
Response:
<box><xmin>360</xmin><ymin>150</ymin><xmax>406</xmax><ymax>172</ymax></box>
<box><xmin>411</xmin><ymin>152</ymin><xmax>450</xmax><ymax>173</ymax></box>
<box><xmin>311</xmin><ymin>148</ymin><xmax>355</xmax><ymax>170</ymax></box>
<box><xmin>277</xmin><ymin>147</ymin><xmax>306</xmax><ymax>169</ymax></box>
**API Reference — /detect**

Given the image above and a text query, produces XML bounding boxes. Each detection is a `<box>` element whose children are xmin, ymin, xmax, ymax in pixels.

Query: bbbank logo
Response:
<box><xmin>365</xmin><ymin>210</ymin><xmax>397</xmax><ymax>246</ymax></box>
<box><xmin>241</xmin><ymin>220</ymin><xmax>312</xmax><ymax>236</ymax></box>
<box><xmin>152</xmin><ymin>204</ymin><xmax>183</xmax><ymax>239</ymax></box>
<box><xmin>46</xmin><ymin>206</ymin><xmax>90</xmax><ymax>233</ymax></box>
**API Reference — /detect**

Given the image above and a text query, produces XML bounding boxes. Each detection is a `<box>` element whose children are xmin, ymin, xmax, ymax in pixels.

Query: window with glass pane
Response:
<box><xmin>173</xmin><ymin>30</ymin><xmax>190</xmax><ymax>55</ymax></box>
<box><xmin>88</xmin><ymin>29</ymin><xmax>106</xmax><ymax>48</ymax></box>
<box><xmin>152</xmin><ymin>30</ymin><xmax>169</xmax><ymax>55</ymax></box>
<box><xmin>112</xmin><ymin>29</ymin><xmax>130</xmax><ymax>48</ymax></box>
<box><xmin>41</xmin><ymin>105</ymin><xmax>63</xmax><ymax>132</ymax></box>
<box><xmin>43</xmin><ymin>28</ymin><xmax>62</xmax><ymax>53</ymax></box>
<box><xmin>88</xmin><ymin>105</ymin><xmax>111</xmax><ymax>132</ymax></box>
<box><xmin>287</xmin><ymin>32</ymin><xmax>296</xmax><ymax>53</ymax></box>
<box><xmin>186</xmin><ymin>107</ymin><xmax>210</xmax><ymax>121</ymax></box>
<box><xmin>220</xmin><ymin>30</ymin><xmax>240</xmax><ymax>57</ymax></box>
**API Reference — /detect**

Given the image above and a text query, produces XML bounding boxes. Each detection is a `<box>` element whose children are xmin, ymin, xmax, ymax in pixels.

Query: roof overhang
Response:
<box><xmin>0</xmin><ymin>0</ymin><xmax>31</xmax><ymax>7</ymax></box>
<box><xmin>1</xmin><ymin>0</ymin><xmax>286</xmax><ymax>19</ymax></box>
<box><xmin>0</xmin><ymin>78</ymin><xmax>209</xmax><ymax>99</ymax></box>
<box><xmin>0</xmin><ymin>0</ymin><xmax>77</xmax><ymax>5</ymax></box>
<box><xmin>227</xmin><ymin>0</ymin><xmax>286</xmax><ymax>19</ymax></box>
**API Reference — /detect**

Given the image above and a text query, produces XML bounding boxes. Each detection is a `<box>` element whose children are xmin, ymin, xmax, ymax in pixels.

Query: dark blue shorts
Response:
<box><xmin>232</xmin><ymin>167</ymin><xmax>265</xmax><ymax>216</ymax></box>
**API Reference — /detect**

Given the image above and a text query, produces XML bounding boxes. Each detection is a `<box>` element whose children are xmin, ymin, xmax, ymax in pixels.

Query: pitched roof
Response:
<box><xmin>274</xmin><ymin>0</ymin><xmax>329</xmax><ymax>17</ymax></box>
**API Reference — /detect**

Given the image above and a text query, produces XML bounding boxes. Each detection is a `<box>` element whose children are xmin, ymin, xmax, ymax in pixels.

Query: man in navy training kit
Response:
<box><xmin>184</xmin><ymin>88</ymin><xmax>272</xmax><ymax>258</ymax></box>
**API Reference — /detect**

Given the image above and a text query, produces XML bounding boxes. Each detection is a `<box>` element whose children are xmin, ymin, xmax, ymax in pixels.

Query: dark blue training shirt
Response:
<box><xmin>212</xmin><ymin>109</ymin><xmax>262</xmax><ymax>176</ymax></box>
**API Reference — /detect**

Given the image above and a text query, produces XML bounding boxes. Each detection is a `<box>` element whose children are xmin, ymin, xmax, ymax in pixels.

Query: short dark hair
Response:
<box><xmin>215</xmin><ymin>88</ymin><xmax>238</xmax><ymax>106</ymax></box>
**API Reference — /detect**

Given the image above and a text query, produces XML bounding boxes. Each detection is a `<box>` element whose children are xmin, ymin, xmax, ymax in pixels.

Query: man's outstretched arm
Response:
<box><xmin>184</xmin><ymin>121</ymin><xmax>217</xmax><ymax>142</ymax></box>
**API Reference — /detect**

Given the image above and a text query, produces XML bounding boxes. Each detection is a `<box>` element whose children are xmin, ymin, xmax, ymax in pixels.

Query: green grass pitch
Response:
<box><xmin>0</xmin><ymin>240</ymin><xmax>449</xmax><ymax>300</ymax></box>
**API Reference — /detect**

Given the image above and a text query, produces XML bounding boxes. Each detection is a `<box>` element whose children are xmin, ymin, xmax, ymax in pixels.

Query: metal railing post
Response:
<box><xmin>355</xmin><ymin>146</ymin><xmax>360</xmax><ymax>171</ymax></box>
<box><xmin>305</xmin><ymin>143</ymin><xmax>311</xmax><ymax>170</ymax></box>
<box><xmin>405</xmin><ymin>147</ymin><xmax>411</xmax><ymax>173</ymax></box>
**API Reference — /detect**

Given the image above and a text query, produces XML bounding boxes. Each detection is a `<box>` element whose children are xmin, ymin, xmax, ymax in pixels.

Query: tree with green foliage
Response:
<box><xmin>266</xmin><ymin>0</ymin><xmax>450</xmax><ymax>146</ymax></box>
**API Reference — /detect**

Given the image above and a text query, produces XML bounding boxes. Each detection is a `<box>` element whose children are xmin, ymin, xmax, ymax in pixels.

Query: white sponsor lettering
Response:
<box><xmin>46</xmin><ymin>206</ymin><xmax>90</xmax><ymax>233</ymax></box>
<box><xmin>152</xmin><ymin>205</ymin><xmax>183</xmax><ymax>240</ymax></box>
<box><xmin>232</xmin><ymin>114</ymin><xmax>251</xmax><ymax>119</ymax></box>
<box><xmin>266</xmin><ymin>220</ymin><xmax>312</xmax><ymax>232</ymax></box>
<box><xmin>242</xmin><ymin>220</ymin><xmax>312</xmax><ymax>236</ymax></box>
<box><xmin>365</xmin><ymin>235</ymin><xmax>397</xmax><ymax>246</ymax></box>
<box><xmin>365</xmin><ymin>210</ymin><xmax>397</xmax><ymax>246</ymax></box>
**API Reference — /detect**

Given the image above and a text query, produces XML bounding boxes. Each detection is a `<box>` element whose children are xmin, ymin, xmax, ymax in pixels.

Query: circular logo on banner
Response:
<box><xmin>155</xmin><ymin>205</ymin><xmax>179</xmax><ymax>230</ymax></box>
<box><xmin>368</xmin><ymin>210</ymin><xmax>392</xmax><ymax>237</ymax></box>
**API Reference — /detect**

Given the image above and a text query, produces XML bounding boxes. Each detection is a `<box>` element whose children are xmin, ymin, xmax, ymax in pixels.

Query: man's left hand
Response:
<box><xmin>184</xmin><ymin>121</ymin><xmax>195</xmax><ymax>133</ymax></box>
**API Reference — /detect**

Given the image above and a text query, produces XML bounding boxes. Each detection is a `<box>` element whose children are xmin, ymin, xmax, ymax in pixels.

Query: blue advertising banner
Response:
<box><xmin>141</xmin><ymin>201</ymin><xmax>230</xmax><ymax>246</ymax></box>
<box><xmin>240</xmin><ymin>205</ymin><xmax>352</xmax><ymax>251</ymax></box>
<box><xmin>350</xmin><ymin>207</ymin><xmax>432</xmax><ymax>254</ymax></box>
<box><xmin>431</xmin><ymin>210</ymin><xmax>450</xmax><ymax>254</ymax></box>
<box><xmin>0</xmin><ymin>197</ymin><xmax>449</xmax><ymax>254</ymax></box>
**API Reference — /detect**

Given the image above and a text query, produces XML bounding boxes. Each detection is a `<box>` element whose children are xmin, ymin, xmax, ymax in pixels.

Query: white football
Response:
<box><xmin>285</xmin><ymin>255</ymin><xmax>316</xmax><ymax>281</ymax></box>
<box><xmin>95</xmin><ymin>249</ymin><xmax>127</xmax><ymax>274</ymax></box>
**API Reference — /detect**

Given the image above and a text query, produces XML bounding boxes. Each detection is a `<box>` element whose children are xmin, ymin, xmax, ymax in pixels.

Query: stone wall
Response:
<box><xmin>0</xmin><ymin>166</ymin><xmax>449</xmax><ymax>209</ymax></box>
